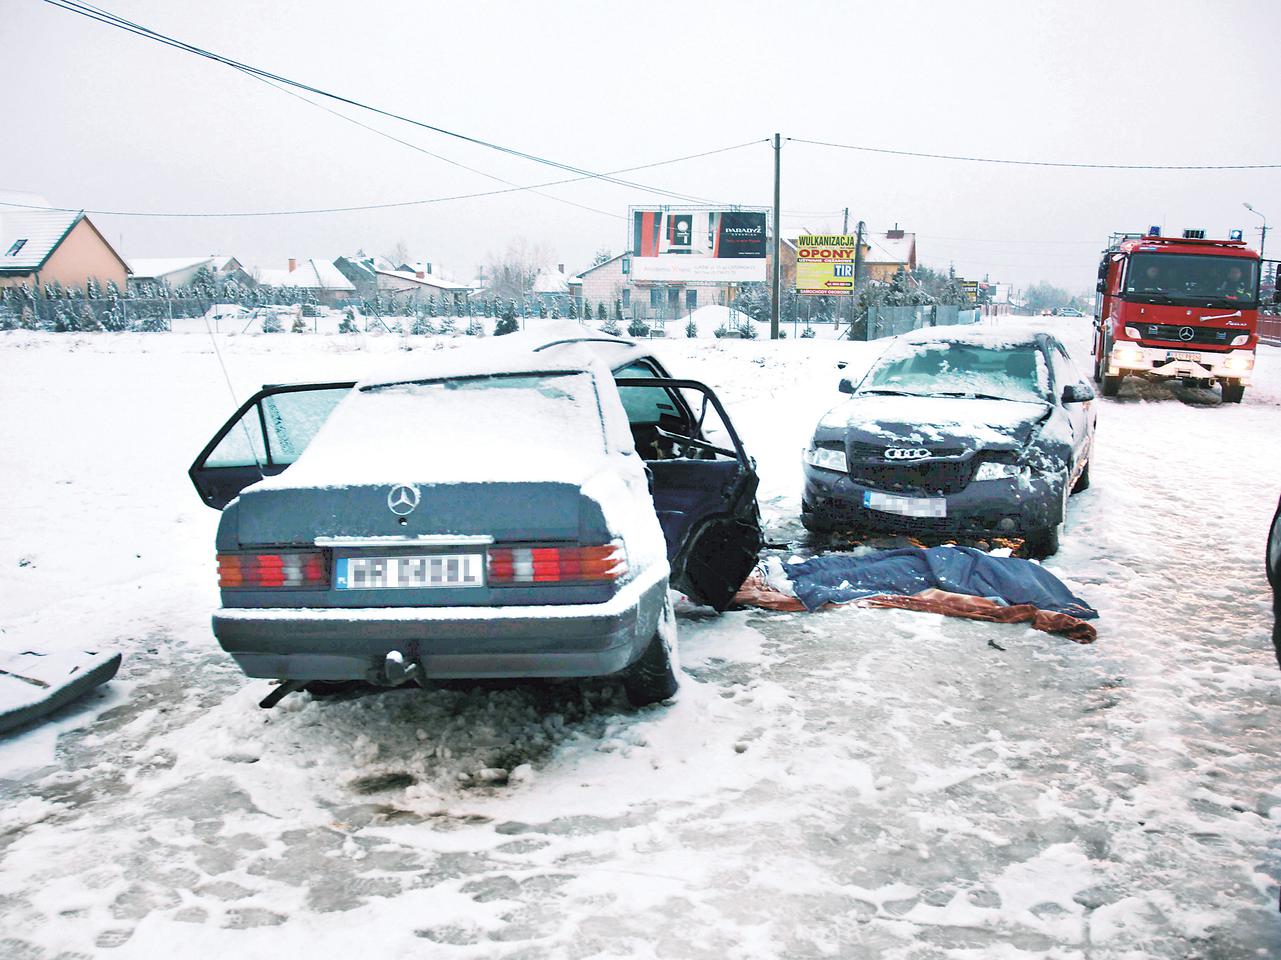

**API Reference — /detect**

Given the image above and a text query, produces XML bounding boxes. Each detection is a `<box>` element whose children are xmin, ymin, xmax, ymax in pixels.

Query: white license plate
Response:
<box><xmin>1167</xmin><ymin>351</ymin><xmax>1202</xmax><ymax>363</ymax></box>
<box><xmin>335</xmin><ymin>554</ymin><xmax>485</xmax><ymax>589</ymax></box>
<box><xmin>864</xmin><ymin>491</ymin><xmax>947</xmax><ymax>518</ymax></box>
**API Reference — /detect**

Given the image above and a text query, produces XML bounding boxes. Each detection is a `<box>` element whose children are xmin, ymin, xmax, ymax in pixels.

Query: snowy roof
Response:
<box><xmin>127</xmin><ymin>256</ymin><xmax>213</xmax><ymax>280</ymax></box>
<box><xmin>573</xmin><ymin>253</ymin><xmax>628</xmax><ymax>278</ymax></box>
<box><xmin>533</xmin><ymin>268</ymin><xmax>569</xmax><ymax>294</ymax></box>
<box><xmin>0</xmin><ymin>202</ymin><xmax>83</xmax><ymax>273</ymax></box>
<box><xmin>865</xmin><ymin>232</ymin><xmax>916</xmax><ymax>265</ymax></box>
<box><xmin>373</xmin><ymin>268</ymin><xmax>469</xmax><ymax>292</ymax></box>
<box><xmin>258</xmin><ymin>259</ymin><xmax>355</xmax><ymax>292</ymax></box>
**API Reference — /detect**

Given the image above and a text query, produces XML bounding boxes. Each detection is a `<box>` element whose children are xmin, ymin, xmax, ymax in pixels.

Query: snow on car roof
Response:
<box><xmin>358</xmin><ymin>322</ymin><xmax>648</xmax><ymax>389</ymax></box>
<box><xmin>895</xmin><ymin>327</ymin><xmax>1042</xmax><ymax>349</ymax></box>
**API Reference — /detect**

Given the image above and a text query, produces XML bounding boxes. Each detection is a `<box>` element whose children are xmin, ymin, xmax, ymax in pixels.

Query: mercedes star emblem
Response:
<box><xmin>387</xmin><ymin>483</ymin><xmax>421</xmax><ymax>516</ymax></box>
<box><xmin>1178</xmin><ymin>326</ymin><xmax>1195</xmax><ymax>342</ymax></box>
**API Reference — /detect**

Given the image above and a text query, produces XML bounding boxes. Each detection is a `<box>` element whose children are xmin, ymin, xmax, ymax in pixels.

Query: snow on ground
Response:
<box><xmin>1</xmin><ymin>317</ymin><xmax>1280</xmax><ymax>958</ymax></box>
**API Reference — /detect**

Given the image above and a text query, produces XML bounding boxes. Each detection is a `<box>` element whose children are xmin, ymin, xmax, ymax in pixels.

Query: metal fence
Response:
<box><xmin>851</xmin><ymin>304</ymin><xmax>980</xmax><ymax>341</ymax></box>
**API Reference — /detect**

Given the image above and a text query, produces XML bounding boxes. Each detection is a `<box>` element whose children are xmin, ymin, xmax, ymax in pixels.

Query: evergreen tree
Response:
<box><xmin>19</xmin><ymin>305</ymin><xmax>37</xmax><ymax>330</ymax></box>
<box><xmin>86</xmin><ymin>277</ymin><xmax>101</xmax><ymax>300</ymax></box>
<box><xmin>627</xmin><ymin>317</ymin><xmax>649</xmax><ymax>338</ymax></box>
<box><xmin>291</xmin><ymin>313</ymin><xmax>308</xmax><ymax>333</ymax></box>
<box><xmin>466</xmin><ymin>316</ymin><xmax>484</xmax><ymax>336</ymax></box>
<box><xmin>801</xmin><ymin>325</ymin><xmax>817</xmax><ymax>338</ymax></box>
<box><xmin>601</xmin><ymin>313</ymin><xmax>621</xmax><ymax>335</ymax></box>
<box><xmin>597</xmin><ymin>302</ymin><xmax>607</xmax><ymax>322</ymax></box>
<box><xmin>410</xmin><ymin>311</ymin><xmax>435</xmax><ymax>336</ymax></box>
<box><xmin>262</xmin><ymin>314</ymin><xmax>284</xmax><ymax>333</ymax></box>
<box><xmin>438</xmin><ymin>314</ymin><xmax>457</xmax><ymax>335</ymax></box>
<box><xmin>538</xmin><ymin>300</ymin><xmax>549</xmax><ymax>319</ymax></box>
<box><xmin>614</xmin><ymin>298</ymin><xmax>623</xmax><ymax>322</ymax></box>
<box><xmin>339</xmin><ymin>307</ymin><xmax>359</xmax><ymax>334</ymax></box>
<box><xmin>568</xmin><ymin>298</ymin><xmax>578</xmax><ymax>320</ymax></box>
<box><xmin>79</xmin><ymin>302</ymin><xmax>103</xmax><ymax>332</ymax></box>
<box><xmin>685</xmin><ymin>317</ymin><xmax>698</xmax><ymax>338</ymax></box>
<box><xmin>427</xmin><ymin>295</ymin><xmax>438</xmax><ymax>317</ymax></box>
<box><xmin>494</xmin><ymin>300</ymin><xmax>519</xmax><ymax>336</ymax></box>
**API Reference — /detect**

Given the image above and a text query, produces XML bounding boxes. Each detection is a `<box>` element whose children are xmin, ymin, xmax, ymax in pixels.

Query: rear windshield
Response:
<box><xmin>861</xmin><ymin>341</ymin><xmax>1049</xmax><ymax>404</ymax></box>
<box><xmin>356</xmin><ymin>373</ymin><xmax>606</xmax><ymax>460</ymax></box>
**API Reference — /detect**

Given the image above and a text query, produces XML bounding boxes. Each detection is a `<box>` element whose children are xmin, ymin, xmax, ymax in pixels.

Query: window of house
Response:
<box><xmin>5</xmin><ymin>239</ymin><xmax>28</xmax><ymax>257</ymax></box>
<box><xmin>622</xmin><ymin>288</ymin><xmax>631</xmax><ymax>308</ymax></box>
<box><xmin>650</xmin><ymin>287</ymin><xmax>662</xmax><ymax>308</ymax></box>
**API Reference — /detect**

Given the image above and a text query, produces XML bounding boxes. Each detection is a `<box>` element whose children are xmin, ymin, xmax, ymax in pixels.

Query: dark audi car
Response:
<box><xmin>189</xmin><ymin>325</ymin><xmax>761</xmax><ymax>708</ymax></box>
<box><xmin>802</xmin><ymin>329</ymin><xmax>1096</xmax><ymax>557</ymax></box>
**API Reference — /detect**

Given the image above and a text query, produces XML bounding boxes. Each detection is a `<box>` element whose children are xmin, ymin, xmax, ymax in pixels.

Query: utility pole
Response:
<box><xmin>1244</xmin><ymin>202</ymin><xmax>1267</xmax><ymax>259</ymax></box>
<box><xmin>842</xmin><ymin>207</ymin><xmax>849</xmax><ymax>234</ymax></box>
<box><xmin>853</xmin><ymin>220</ymin><xmax>866</xmax><ymax>288</ymax></box>
<box><xmin>771</xmin><ymin>133</ymin><xmax>782</xmax><ymax>340</ymax></box>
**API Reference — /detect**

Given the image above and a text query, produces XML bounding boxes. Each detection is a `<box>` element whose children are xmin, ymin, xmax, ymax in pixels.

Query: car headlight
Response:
<box><xmin>1124</xmin><ymin>326</ymin><xmax>1141</xmax><ymax>339</ymax></box>
<box><xmin>1112</xmin><ymin>344</ymin><xmax>1145</xmax><ymax>365</ymax></box>
<box><xmin>1223</xmin><ymin>353</ymin><xmax>1255</xmax><ymax>371</ymax></box>
<box><xmin>973</xmin><ymin>461</ymin><xmax>1031</xmax><ymax>481</ymax></box>
<box><xmin>1230</xmin><ymin>334</ymin><xmax>1249</xmax><ymax>347</ymax></box>
<box><xmin>804</xmin><ymin>445</ymin><xmax>848</xmax><ymax>472</ymax></box>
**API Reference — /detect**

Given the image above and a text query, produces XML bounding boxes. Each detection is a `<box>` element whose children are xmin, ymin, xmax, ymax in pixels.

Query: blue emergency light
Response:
<box><xmin>1229</xmin><ymin>229</ymin><xmax>1243</xmax><ymax>241</ymax></box>
<box><xmin>1147</xmin><ymin>225</ymin><xmax>1161</xmax><ymax>237</ymax></box>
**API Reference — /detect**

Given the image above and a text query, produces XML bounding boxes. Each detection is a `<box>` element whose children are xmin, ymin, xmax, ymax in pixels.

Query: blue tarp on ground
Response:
<box><xmin>782</xmin><ymin>546</ymin><xmax>1098</xmax><ymax>620</ymax></box>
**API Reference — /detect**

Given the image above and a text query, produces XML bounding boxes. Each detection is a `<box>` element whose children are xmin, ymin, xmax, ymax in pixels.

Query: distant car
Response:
<box><xmin>1059</xmin><ymin>307</ymin><xmax>1085</xmax><ymax>317</ymax></box>
<box><xmin>189</xmin><ymin>326</ymin><xmax>761</xmax><ymax>708</ymax></box>
<box><xmin>801</xmin><ymin>329</ymin><xmax>1097</xmax><ymax>558</ymax></box>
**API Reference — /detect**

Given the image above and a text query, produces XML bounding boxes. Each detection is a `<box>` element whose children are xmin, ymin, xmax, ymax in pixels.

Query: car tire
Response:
<box><xmin>1024</xmin><ymin>471</ymin><xmax>1070</xmax><ymax>559</ymax></box>
<box><xmin>1221</xmin><ymin>380</ymin><xmax>1245</xmax><ymax>404</ymax></box>
<box><xmin>622</xmin><ymin>597</ymin><xmax>679</xmax><ymax>707</ymax></box>
<box><xmin>1071</xmin><ymin>457</ymin><xmax>1090</xmax><ymax>494</ymax></box>
<box><xmin>1101</xmin><ymin>372</ymin><xmax>1122</xmax><ymax>398</ymax></box>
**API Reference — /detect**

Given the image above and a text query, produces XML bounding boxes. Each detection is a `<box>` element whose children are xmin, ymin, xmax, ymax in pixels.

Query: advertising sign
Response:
<box><xmin>630</xmin><ymin>207</ymin><xmax>768</xmax><ymax>282</ymax></box>
<box><xmin>795</xmin><ymin>234</ymin><xmax>859</xmax><ymax>295</ymax></box>
<box><xmin>959</xmin><ymin>279</ymin><xmax>979</xmax><ymax>303</ymax></box>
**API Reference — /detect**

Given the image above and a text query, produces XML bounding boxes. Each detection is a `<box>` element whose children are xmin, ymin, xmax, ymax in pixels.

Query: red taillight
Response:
<box><xmin>218</xmin><ymin>551</ymin><xmax>328</xmax><ymax>589</ymax></box>
<box><xmin>488</xmin><ymin>544</ymin><xmax>626</xmax><ymax>585</ymax></box>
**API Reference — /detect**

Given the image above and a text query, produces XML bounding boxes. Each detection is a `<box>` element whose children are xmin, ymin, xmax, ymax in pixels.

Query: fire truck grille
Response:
<box><xmin>1135</xmin><ymin>324</ymin><xmax>1237</xmax><ymax>347</ymax></box>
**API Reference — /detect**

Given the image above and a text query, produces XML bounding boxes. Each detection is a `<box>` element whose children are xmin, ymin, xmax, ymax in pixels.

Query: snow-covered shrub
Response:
<box><xmin>738</xmin><ymin>321</ymin><xmax>758</xmax><ymax>340</ymax></box>
<box><xmin>601</xmin><ymin>315</ymin><xmax>622</xmax><ymax>336</ymax></box>
<box><xmin>261</xmin><ymin>314</ymin><xmax>283</xmax><ymax>334</ymax></box>
<box><xmin>439</xmin><ymin>315</ymin><xmax>457</xmax><ymax>336</ymax></box>
<box><xmin>410</xmin><ymin>314</ymin><xmax>434</xmax><ymax>336</ymax></box>
<box><xmin>494</xmin><ymin>313</ymin><xmax>519</xmax><ymax>336</ymax></box>
<box><xmin>801</xmin><ymin>325</ymin><xmax>817</xmax><ymax>339</ymax></box>
<box><xmin>466</xmin><ymin>317</ymin><xmax>484</xmax><ymax>336</ymax></box>
<box><xmin>79</xmin><ymin>303</ymin><xmax>103</xmax><ymax>332</ymax></box>
<box><xmin>685</xmin><ymin>318</ymin><xmax>698</xmax><ymax>338</ymax></box>
<box><xmin>19</xmin><ymin>305</ymin><xmax>38</xmax><ymax>330</ymax></box>
<box><xmin>291</xmin><ymin>314</ymin><xmax>308</xmax><ymax>333</ymax></box>
<box><xmin>597</xmin><ymin>302</ymin><xmax>607</xmax><ymax>322</ymax></box>
<box><xmin>713</xmin><ymin>324</ymin><xmax>730</xmax><ymax>338</ymax></box>
<box><xmin>627</xmin><ymin>317</ymin><xmax>649</xmax><ymax>338</ymax></box>
<box><xmin>339</xmin><ymin>308</ymin><xmax>359</xmax><ymax>334</ymax></box>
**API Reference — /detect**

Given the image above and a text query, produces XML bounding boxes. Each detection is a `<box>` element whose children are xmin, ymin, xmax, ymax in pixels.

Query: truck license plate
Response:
<box><xmin>336</xmin><ymin>554</ymin><xmax>485</xmax><ymax>589</ymax></box>
<box><xmin>1167</xmin><ymin>351</ymin><xmax>1202</xmax><ymax>363</ymax></box>
<box><xmin>864</xmin><ymin>491</ymin><xmax>947</xmax><ymax>518</ymax></box>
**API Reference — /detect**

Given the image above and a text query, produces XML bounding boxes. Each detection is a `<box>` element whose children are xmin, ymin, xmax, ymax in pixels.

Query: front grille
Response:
<box><xmin>848</xmin><ymin>459</ymin><xmax>974</xmax><ymax>496</ymax></box>
<box><xmin>1134</xmin><ymin>323</ymin><xmax>1237</xmax><ymax>347</ymax></box>
<box><xmin>848</xmin><ymin>441</ymin><xmax>966</xmax><ymax>460</ymax></box>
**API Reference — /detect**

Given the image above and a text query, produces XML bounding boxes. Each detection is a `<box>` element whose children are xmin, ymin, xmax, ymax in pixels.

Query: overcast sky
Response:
<box><xmin>2</xmin><ymin>0</ymin><xmax>1278</xmax><ymax>292</ymax></box>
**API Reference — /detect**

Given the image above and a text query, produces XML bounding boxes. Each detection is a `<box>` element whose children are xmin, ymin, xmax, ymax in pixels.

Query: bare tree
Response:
<box><xmin>386</xmin><ymin>239</ymin><xmax>411</xmax><ymax>268</ymax></box>
<box><xmin>482</xmin><ymin>238</ymin><xmax>551</xmax><ymax>301</ymax></box>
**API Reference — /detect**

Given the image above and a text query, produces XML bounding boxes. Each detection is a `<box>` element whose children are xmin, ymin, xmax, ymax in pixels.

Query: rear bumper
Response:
<box><xmin>1107</xmin><ymin>343</ymin><xmax>1254</xmax><ymax>383</ymax></box>
<box><xmin>802</xmin><ymin>465</ymin><xmax>1060</xmax><ymax>536</ymax></box>
<box><xmin>212</xmin><ymin>565</ymin><xmax>669</xmax><ymax>682</ymax></box>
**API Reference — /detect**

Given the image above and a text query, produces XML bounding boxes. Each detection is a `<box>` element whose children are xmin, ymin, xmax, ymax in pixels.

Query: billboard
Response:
<box><xmin>629</xmin><ymin>207</ymin><xmax>768</xmax><ymax>282</ymax></box>
<box><xmin>795</xmin><ymin>235</ymin><xmax>859</xmax><ymax>295</ymax></box>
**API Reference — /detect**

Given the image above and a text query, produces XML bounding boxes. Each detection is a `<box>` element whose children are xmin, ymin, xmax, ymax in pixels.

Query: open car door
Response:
<box><xmin>189</xmin><ymin>382</ymin><xmax>354</xmax><ymax>509</ymax></box>
<box><xmin>614</xmin><ymin>376</ymin><xmax>761</xmax><ymax>611</ymax></box>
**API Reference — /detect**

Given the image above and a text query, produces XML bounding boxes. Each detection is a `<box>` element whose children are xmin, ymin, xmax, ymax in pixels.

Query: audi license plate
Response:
<box><xmin>1167</xmin><ymin>351</ymin><xmax>1202</xmax><ymax>363</ymax></box>
<box><xmin>336</xmin><ymin>554</ymin><xmax>485</xmax><ymax>589</ymax></box>
<box><xmin>864</xmin><ymin>491</ymin><xmax>946</xmax><ymax>519</ymax></box>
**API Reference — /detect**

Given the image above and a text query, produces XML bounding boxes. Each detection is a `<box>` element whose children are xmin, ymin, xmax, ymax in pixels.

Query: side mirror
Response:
<box><xmin>1095</xmin><ymin>278</ymin><xmax>1106</xmax><ymax>294</ymax></box>
<box><xmin>1273</xmin><ymin>289</ymin><xmax>1280</xmax><ymax>304</ymax></box>
<box><xmin>1061</xmin><ymin>383</ymin><xmax>1095</xmax><ymax>404</ymax></box>
<box><xmin>838</xmin><ymin>378</ymin><xmax>855</xmax><ymax>395</ymax></box>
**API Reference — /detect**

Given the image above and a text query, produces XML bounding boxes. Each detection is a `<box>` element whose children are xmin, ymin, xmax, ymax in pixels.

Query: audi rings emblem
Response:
<box><xmin>884</xmin><ymin>448</ymin><xmax>931</xmax><ymax>461</ymax></box>
<box><xmin>1178</xmin><ymin>326</ymin><xmax>1195</xmax><ymax>342</ymax></box>
<box><xmin>387</xmin><ymin>483</ymin><xmax>421</xmax><ymax>516</ymax></box>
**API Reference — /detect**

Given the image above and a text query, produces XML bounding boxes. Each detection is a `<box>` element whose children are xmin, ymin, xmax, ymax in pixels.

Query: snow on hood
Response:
<box><xmin>816</xmin><ymin>394</ymin><xmax>1049</xmax><ymax>449</ymax></box>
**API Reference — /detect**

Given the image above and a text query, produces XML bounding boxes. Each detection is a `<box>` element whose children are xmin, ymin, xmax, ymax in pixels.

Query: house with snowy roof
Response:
<box><xmin>256</xmin><ymin>258</ymin><xmax>356</xmax><ymax>306</ymax></box>
<box><xmin>334</xmin><ymin>255</ymin><xmax>469</xmax><ymax>306</ymax></box>
<box><xmin>863</xmin><ymin>226</ymin><xmax>917</xmax><ymax>282</ymax></box>
<box><xmin>127</xmin><ymin>255</ymin><xmax>251</xmax><ymax>293</ymax></box>
<box><xmin>0</xmin><ymin>193</ymin><xmax>129</xmax><ymax>294</ymax></box>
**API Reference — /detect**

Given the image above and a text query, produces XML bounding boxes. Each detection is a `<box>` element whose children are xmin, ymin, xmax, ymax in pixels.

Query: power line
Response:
<box><xmin>788</xmin><ymin>137</ymin><xmax>1281</xmax><ymax>171</ymax></box>
<box><xmin>0</xmin><ymin>141</ymin><xmax>763</xmax><ymax>219</ymax></box>
<box><xmin>40</xmin><ymin>0</ymin><xmax>742</xmax><ymax>204</ymax></box>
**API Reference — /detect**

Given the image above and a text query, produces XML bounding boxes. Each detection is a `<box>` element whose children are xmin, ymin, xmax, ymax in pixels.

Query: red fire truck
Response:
<box><xmin>1092</xmin><ymin>229</ymin><xmax>1267</xmax><ymax>402</ymax></box>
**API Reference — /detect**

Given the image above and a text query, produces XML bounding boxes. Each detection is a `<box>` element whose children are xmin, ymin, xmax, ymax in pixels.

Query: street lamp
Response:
<box><xmin>1243</xmin><ymin>202</ymin><xmax>1268</xmax><ymax>259</ymax></box>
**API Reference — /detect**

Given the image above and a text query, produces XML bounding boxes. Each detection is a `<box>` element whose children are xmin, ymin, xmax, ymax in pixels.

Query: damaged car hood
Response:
<box><xmin>815</xmin><ymin>395</ymin><xmax>1051</xmax><ymax>453</ymax></box>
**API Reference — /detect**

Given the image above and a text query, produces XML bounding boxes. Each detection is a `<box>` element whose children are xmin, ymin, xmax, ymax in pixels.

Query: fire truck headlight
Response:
<box><xmin>1224</xmin><ymin>354</ymin><xmax>1254</xmax><ymax>371</ymax></box>
<box><xmin>1124</xmin><ymin>326</ymin><xmax>1141</xmax><ymax>339</ymax></box>
<box><xmin>1229</xmin><ymin>334</ymin><xmax>1249</xmax><ymax>347</ymax></box>
<box><xmin>1113</xmin><ymin>345</ymin><xmax>1145</xmax><ymax>365</ymax></box>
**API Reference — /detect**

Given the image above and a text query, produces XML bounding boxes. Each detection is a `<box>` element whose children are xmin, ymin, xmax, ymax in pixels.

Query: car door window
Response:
<box><xmin>261</xmin><ymin>388</ymin><xmax>350</xmax><ymax>465</ymax></box>
<box><xmin>204</xmin><ymin>410</ymin><xmax>268</xmax><ymax>468</ymax></box>
<box><xmin>615</xmin><ymin>361</ymin><xmax>685</xmax><ymax>427</ymax></box>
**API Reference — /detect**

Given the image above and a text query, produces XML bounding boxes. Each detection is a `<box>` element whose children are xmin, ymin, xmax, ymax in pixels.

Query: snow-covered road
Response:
<box><xmin>1</xmin><ymin>316</ymin><xmax>1279</xmax><ymax>959</ymax></box>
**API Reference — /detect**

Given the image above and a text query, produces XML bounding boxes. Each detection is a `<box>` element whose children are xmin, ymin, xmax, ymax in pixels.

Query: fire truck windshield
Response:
<box><xmin>1123</xmin><ymin>253</ymin><xmax>1259</xmax><ymax>307</ymax></box>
